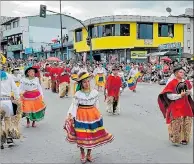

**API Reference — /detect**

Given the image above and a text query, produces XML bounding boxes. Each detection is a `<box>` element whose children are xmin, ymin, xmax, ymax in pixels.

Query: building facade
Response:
<box><xmin>1</xmin><ymin>14</ymin><xmax>78</xmax><ymax>60</ymax></box>
<box><xmin>72</xmin><ymin>15</ymin><xmax>190</xmax><ymax>63</ymax></box>
<box><xmin>182</xmin><ymin>8</ymin><xmax>193</xmax><ymax>56</ymax></box>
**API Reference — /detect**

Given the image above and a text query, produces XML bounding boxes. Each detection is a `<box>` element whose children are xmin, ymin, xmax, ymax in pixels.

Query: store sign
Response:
<box><xmin>158</xmin><ymin>42</ymin><xmax>181</xmax><ymax>50</ymax></box>
<box><xmin>25</xmin><ymin>48</ymin><xmax>33</xmax><ymax>55</ymax></box>
<box><xmin>144</xmin><ymin>39</ymin><xmax>153</xmax><ymax>45</ymax></box>
<box><xmin>7</xmin><ymin>44</ymin><xmax>23</xmax><ymax>52</ymax></box>
<box><xmin>131</xmin><ymin>51</ymin><xmax>147</xmax><ymax>59</ymax></box>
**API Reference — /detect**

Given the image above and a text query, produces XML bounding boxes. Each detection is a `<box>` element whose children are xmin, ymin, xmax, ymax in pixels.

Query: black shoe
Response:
<box><xmin>7</xmin><ymin>138</ymin><xmax>13</xmax><ymax>144</ymax></box>
<box><xmin>1</xmin><ymin>145</ymin><xmax>4</xmax><ymax>149</ymax></box>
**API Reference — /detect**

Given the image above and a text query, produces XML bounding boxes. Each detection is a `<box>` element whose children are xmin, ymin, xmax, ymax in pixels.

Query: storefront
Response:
<box><xmin>130</xmin><ymin>51</ymin><xmax>147</xmax><ymax>63</ymax></box>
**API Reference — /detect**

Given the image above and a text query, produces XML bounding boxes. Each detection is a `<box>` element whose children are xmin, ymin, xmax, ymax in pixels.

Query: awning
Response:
<box><xmin>181</xmin><ymin>53</ymin><xmax>192</xmax><ymax>58</ymax></box>
<box><xmin>146</xmin><ymin>51</ymin><xmax>178</xmax><ymax>57</ymax></box>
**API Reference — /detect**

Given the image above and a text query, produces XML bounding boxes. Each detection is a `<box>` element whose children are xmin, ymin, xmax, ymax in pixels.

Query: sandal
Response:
<box><xmin>86</xmin><ymin>154</ymin><xmax>94</xmax><ymax>162</ymax></box>
<box><xmin>26</xmin><ymin>119</ymin><xmax>30</xmax><ymax>128</ymax></box>
<box><xmin>32</xmin><ymin>121</ymin><xmax>36</xmax><ymax>127</ymax></box>
<box><xmin>80</xmin><ymin>152</ymin><xmax>86</xmax><ymax>164</ymax></box>
<box><xmin>181</xmin><ymin>141</ymin><xmax>188</xmax><ymax>145</ymax></box>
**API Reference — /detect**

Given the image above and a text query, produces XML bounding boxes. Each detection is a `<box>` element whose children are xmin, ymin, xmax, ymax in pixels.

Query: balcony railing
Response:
<box><xmin>7</xmin><ymin>44</ymin><xmax>23</xmax><ymax>52</ymax></box>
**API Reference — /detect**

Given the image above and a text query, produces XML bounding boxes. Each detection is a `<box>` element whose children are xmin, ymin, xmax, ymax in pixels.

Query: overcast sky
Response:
<box><xmin>1</xmin><ymin>1</ymin><xmax>193</xmax><ymax>20</ymax></box>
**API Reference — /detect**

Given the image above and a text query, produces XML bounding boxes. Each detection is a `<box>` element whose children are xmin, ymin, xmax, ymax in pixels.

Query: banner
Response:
<box><xmin>131</xmin><ymin>51</ymin><xmax>147</xmax><ymax>59</ymax></box>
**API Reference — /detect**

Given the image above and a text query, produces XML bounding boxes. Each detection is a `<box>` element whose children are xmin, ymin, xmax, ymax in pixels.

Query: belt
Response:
<box><xmin>78</xmin><ymin>105</ymin><xmax>94</xmax><ymax>109</ymax></box>
<box><xmin>0</xmin><ymin>97</ymin><xmax>11</xmax><ymax>101</ymax></box>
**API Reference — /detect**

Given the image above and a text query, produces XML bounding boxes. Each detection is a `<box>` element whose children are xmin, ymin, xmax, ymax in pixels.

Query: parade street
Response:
<box><xmin>1</xmin><ymin>83</ymin><xmax>193</xmax><ymax>163</ymax></box>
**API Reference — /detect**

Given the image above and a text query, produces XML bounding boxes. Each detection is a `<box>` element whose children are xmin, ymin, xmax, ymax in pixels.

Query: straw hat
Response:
<box><xmin>77</xmin><ymin>72</ymin><xmax>92</xmax><ymax>82</ymax></box>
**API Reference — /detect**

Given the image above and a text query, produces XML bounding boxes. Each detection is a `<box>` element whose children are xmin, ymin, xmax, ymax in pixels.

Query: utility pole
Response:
<box><xmin>59</xmin><ymin>0</ymin><xmax>63</xmax><ymax>60</ymax></box>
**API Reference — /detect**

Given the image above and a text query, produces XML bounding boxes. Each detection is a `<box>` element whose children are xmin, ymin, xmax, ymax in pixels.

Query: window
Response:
<box><xmin>13</xmin><ymin>21</ymin><xmax>19</xmax><ymax>28</ymax></box>
<box><xmin>187</xmin><ymin>24</ymin><xmax>191</xmax><ymax>32</ymax></box>
<box><xmin>187</xmin><ymin>40</ymin><xmax>190</xmax><ymax>48</ymax></box>
<box><xmin>97</xmin><ymin>26</ymin><xmax>103</xmax><ymax>37</ymax></box>
<box><xmin>114</xmin><ymin>24</ymin><xmax>120</xmax><ymax>36</ymax></box>
<box><xmin>75</xmin><ymin>29</ymin><xmax>82</xmax><ymax>42</ymax></box>
<box><xmin>158</xmin><ymin>23</ymin><xmax>174</xmax><ymax>37</ymax></box>
<box><xmin>6</xmin><ymin>24</ymin><xmax>11</xmax><ymax>30</ymax></box>
<box><xmin>120</xmin><ymin>24</ymin><xmax>130</xmax><ymax>36</ymax></box>
<box><xmin>104</xmin><ymin>24</ymin><xmax>114</xmax><ymax>36</ymax></box>
<box><xmin>88</xmin><ymin>25</ymin><xmax>98</xmax><ymax>38</ymax></box>
<box><xmin>137</xmin><ymin>23</ymin><xmax>153</xmax><ymax>39</ymax></box>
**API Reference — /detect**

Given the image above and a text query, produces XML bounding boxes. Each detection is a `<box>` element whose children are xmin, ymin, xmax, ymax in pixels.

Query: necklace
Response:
<box><xmin>81</xmin><ymin>89</ymin><xmax>91</xmax><ymax>96</ymax></box>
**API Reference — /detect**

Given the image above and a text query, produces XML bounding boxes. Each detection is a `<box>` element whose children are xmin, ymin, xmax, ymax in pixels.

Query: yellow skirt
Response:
<box><xmin>95</xmin><ymin>74</ymin><xmax>105</xmax><ymax>87</ymax></box>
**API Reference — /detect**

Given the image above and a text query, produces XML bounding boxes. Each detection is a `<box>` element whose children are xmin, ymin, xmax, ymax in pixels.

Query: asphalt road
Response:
<box><xmin>1</xmin><ymin>83</ymin><xmax>193</xmax><ymax>163</ymax></box>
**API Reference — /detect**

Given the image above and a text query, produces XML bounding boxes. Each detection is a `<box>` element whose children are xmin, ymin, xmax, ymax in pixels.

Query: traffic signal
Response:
<box><xmin>86</xmin><ymin>37</ymin><xmax>91</xmax><ymax>46</ymax></box>
<box><xmin>40</xmin><ymin>5</ymin><xmax>47</xmax><ymax>18</ymax></box>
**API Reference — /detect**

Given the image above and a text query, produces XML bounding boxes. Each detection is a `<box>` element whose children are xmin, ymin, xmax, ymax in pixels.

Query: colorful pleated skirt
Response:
<box><xmin>64</xmin><ymin>105</ymin><xmax>114</xmax><ymax>149</ymax></box>
<box><xmin>21</xmin><ymin>90</ymin><xmax>46</xmax><ymax>121</ymax></box>
<box><xmin>95</xmin><ymin>73</ymin><xmax>105</xmax><ymax>87</ymax></box>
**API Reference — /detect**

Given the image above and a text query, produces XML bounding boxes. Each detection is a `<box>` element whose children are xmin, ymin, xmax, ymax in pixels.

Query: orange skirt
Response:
<box><xmin>21</xmin><ymin>90</ymin><xmax>46</xmax><ymax>121</ymax></box>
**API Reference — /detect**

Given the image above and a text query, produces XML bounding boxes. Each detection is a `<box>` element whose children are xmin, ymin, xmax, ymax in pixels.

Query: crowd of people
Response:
<box><xmin>0</xmin><ymin>56</ymin><xmax>193</xmax><ymax>163</ymax></box>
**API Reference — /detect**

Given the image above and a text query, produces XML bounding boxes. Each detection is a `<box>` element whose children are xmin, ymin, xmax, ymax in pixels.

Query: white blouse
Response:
<box><xmin>67</xmin><ymin>89</ymin><xmax>99</xmax><ymax>117</ymax></box>
<box><xmin>12</xmin><ymin>74</ymin><xmax>22</xmax><ymax>82</ymax></box>
<box><xmin>94</xmin><ymin>68</ymin><xmax>106</xmax><ymax>75</ymax></box>
<box><xmin>1</xmin><ymin>73</ymin><xmax>19</xmax><ymax>99</ymax></box>
<box><xmin>19</xmin><ymin>77</ymin><xmax>43</xmax><ymax>97</ymax></box>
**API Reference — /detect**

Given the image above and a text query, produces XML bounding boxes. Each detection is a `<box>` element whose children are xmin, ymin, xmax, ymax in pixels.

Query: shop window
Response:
<box><xmin>120</xmin><ymin>24</ymin><xmax>130</xmax><ymax>36</ymax></box>
<box><xmin>158</xmin><ymin>23</ymin><xmax>174</xmax><ymax>37</ymax></box>
<box><xmin>137</xmin><ymin>23</ymin><xmax>153</xmax><ymax>39</ymax></box>
<box><xmin>75</xmin><ymin>29</ymin><xmax>82</xmax><ymax>42</ymax></box>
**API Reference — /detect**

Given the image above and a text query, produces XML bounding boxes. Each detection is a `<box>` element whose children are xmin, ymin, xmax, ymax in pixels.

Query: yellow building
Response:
<box><xmin>72</xmin><ymin>15</ymin><xmax>190</xmax><ymax>62</ymax></box>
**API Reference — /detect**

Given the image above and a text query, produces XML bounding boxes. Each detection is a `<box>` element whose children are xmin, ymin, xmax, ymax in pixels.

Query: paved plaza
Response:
<box><xmin>1</xmin><ymin>83</ymin><xmax>193</xmax><ymax>163</ymax></box>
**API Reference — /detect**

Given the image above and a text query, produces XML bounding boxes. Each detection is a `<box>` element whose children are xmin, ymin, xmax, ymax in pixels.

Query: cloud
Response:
<box><xmin>1</xmin><ymin>1</ymin><xmax>193</xmax><ymax>20</ymax></box>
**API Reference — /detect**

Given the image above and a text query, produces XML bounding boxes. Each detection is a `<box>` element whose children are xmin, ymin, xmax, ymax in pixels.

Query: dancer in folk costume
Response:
<box><xmin>93</xmin><ymin>63</ymin><xmax>107</xmax><ymax>91</ymax></box>
<box><xmin>50</xmin><ymin>62</ymin><xmax>59</xmax><ymax>93</ymax></box>
<box><xmin>71</xmin><ymin>64</ymin><xmax>80</xmax><ymax>96</ymax></box>
<box><xmin>64</xmin><ymin>72</ymin><xmax>114</xmax><ymax>163</ymax></box>
<box><xmin>127</xmin><ymin>65</ymin><xmax>141</xmax><ymax>93</ymax></box>
<box><xmin>58</xmin><ymin>69</ymin><xmax>71</xmax><ymax>98</ymax></box>
<box><xmin>105</xmin><ymin>65</ymin><xmax>122</xmax><ymax>115</ymax></box>
<box><xmin>20</xmin><ymin>67</ymin><xmax>46</xmax><ymax>128</ymax></box>
<box><xmin>158</xmin><ymin>65</ymin><xmax>194</xmax><ymax>145</ymax></box>
<box><xmin>77</xmin><ymin>63</ymin><xmax>88</xmax><ymax>75</ymax></box>
<box><xmin>11</xmin><ymin>68</ymin><xmax>22</xmax><ymax>87</ymax></box>
<box><xmin>118</xmin><ymin>65</ymin><xmax>127</xmax><ymax>93</ymax></box>
<box><xmin>32</xmin><ymin>61</ymin><xmax>41</xmax><ymax>84</ymax></box>
<box><xmin>0</xmin><ymin>62</ymin><xmax>22</xmax><ymax>149</ymax></box>
<box><xmin>42</xmin><ymin>63</ymin><xmax>51</xmax><ymax>89</ymax></box>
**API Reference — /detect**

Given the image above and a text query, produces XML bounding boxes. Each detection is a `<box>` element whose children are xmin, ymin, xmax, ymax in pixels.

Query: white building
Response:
<box><xmin>181</xmin><ymin>8</ymin><xmax>193</xmax><ymax>56</ymax></box>
<box><xmin>1</xmin><ymin>14</ymin><xmax>78</xmax><ymax>60</ymax></box>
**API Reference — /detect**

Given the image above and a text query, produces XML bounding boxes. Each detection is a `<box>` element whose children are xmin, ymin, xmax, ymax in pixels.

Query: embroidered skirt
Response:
<box><xmin>21</xmin><ymin>90</ymin><xmax>46</xmax><ymax>121</ymax></box>
<box><xmin>168</xmin><ymin>116</ymin><xmax>192</xmax><ymax>144</ymax></box>
<box><xmin>95</xmin><ymin>73</ymin><xmax>105</xmax><ymax>87</ymax></box>
<box><xmin>64</xmin><ymin>105</ymin><xmax>114</xmax><ymax>149</ymax></box>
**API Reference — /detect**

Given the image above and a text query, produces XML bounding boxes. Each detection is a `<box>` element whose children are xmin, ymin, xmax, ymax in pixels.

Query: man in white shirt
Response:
<box><xmin>0</xmin><ymin>63</ymin><xmax>20</xmax><ymax>149</ymax></box>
